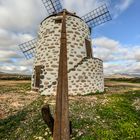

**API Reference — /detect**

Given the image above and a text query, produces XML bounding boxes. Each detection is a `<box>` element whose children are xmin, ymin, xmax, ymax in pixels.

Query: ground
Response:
<box><xmin>0</xmin><ymin>79</ymin><xmax>140</xmax><ymax>140</ymax></box>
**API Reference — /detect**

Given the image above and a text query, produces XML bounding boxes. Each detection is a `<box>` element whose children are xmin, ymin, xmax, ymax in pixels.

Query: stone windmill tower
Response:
<box><xmin>19</xmin><ymin>0</ymin><xmax>112</xmax><ymax>139</ymax></box>
<box><xmin>19</xmin><ymin>0</ymin><xmax>111</xmax><ymax>96</ymax></box>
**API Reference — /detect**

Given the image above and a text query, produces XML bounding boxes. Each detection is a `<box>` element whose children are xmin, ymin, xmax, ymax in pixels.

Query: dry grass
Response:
<box><xmin>0</xmin><ymin>80</ymin><xmax>39</xmax><ymax>119</ymax></box>
<box><xmin>0</xmin><ymin>79</ymin><xmax>140</xmax><ymax>140</ymax></box>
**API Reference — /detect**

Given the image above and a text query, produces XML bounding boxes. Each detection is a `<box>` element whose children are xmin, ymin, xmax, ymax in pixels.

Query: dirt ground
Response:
<box><xmin>0</xmin><ymin>80</ymin><xmax>140</xmax><ymax>120</ymax></box>
<box><xmin>105</xmin><ymin>80</ymin><xmax>140</xmax><ymax>93</ymax></box>
<box><xmin>106</xmin><ymin>80</ymin><xmax>140</xmax><ymax>87</ymax></box>
<box><xmin>0</xmin><ymin>80</ymin><xmax>31</xmax><ymax>85</ymax></box>
<box><xmin>0</xmin><ymin>80</ymin><xmax>39</xmax><ymax>119</ymax></box>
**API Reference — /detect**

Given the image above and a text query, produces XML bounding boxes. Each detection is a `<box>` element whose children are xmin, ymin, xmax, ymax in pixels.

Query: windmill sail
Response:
<box><xmin>42</xmin><ymin>0</ymin><xmax>63</xmax><ymax>15</ymax></box>
<box><xmin>19</xmin><ymin>38</ymin><xmax>37</xmax><ymax>59</ymax></box>
<box><xmin>81</xmin><ymin>4</ymin><xmax>112</xmax><ymax>28</ymax></box>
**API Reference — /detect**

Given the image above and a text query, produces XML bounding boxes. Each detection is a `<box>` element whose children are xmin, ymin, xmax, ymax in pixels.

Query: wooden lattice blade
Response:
<box><xmin>19</xmin><ymin>38</ymin><xmax>37</xmax><ymax>59</ymax></box>
<box><xmin>42</xmin><ymin>0</ymin><xmax>63</xmax><ymax>15</ymax></box>
<box><xmin>81</xmin><ymin>4</ymin><xmax>112</xmax><ymax>28</ymax></box>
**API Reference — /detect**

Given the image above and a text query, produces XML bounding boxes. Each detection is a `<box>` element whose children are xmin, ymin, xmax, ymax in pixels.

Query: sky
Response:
<box><xmin>0</xmin><ymin>0</ymin><xmax>140</xmax><ymax>75</ymax></box>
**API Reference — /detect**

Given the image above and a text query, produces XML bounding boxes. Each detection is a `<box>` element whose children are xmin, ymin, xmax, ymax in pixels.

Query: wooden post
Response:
<box><xmin>53</xmin><ymin>10</ymin><xmax>70</xmax><ymax>140</ymax></box>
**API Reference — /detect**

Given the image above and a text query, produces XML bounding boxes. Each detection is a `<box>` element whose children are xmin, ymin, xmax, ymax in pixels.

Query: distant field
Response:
<box><xmin>0</xmin><ymin>79</ymin><xmax>140</xmax><ymax>140</ymax></box>
<box><xmin>1</xmin><ymin>73</ymin><xmax>140</xmax><ymax>83</ymax></box>
<box><xmin>0</xmin><ymin>73</ymin><xmax>31</xmax><ymax>80</ymax></box>
<box><xmin>106</xmin><ymin>77</ymin><xmax>140</xmax><ymax>83</ymax></box>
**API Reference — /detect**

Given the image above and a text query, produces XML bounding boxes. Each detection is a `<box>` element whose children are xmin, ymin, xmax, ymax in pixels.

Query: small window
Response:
<box><xmin>55</xmin><ymin>18</ymin><xmax>62</xmax><ymax>23</ymax></box>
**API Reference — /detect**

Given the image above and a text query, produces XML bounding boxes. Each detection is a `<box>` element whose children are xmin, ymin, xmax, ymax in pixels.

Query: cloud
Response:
<box><xmin>134</xmin><ymin>48</ymin><xmax>140</xmax><ymax>62</ymax></box>
<box><xmin>63</xmin><ymin>0</ymin><xmax>134</xmax><ymax>18</ymax></box>
<box><xmin>0</xmin><ymin>0</ymin><xmax>138</xmax><ymax>75</ymax></box>
<box><xmin>93</xmin><ymin>36</ymin><xmax>140</xmax><ymax>74</ymax></box>
<box><xmin>0</xmin><ymin>0</ymin><xmax>133</xmax><ymax>33</ymax></box>
<box><xmin>0</xmin><ymin>28</ymin><xmax>33</xmax><ymax>48</ymax></box>
<box><xmin>92</xmin><ymin>36</ymin><xmax>138</xmax><ymax>62</ymax></box>
<box><xmin>0</xmin><ymin>57</ymin><xmax>33</xmax><ymax>74</ymax></box>
<box><xmin>115</xmin><ymin>0</ymin><xmax>133</xmax><ymax>12</ymax></box>
<box><xmin>0</xmin><ymin>0</ymin><xmax>46</xmax><ymax>33</ymax></box>
<box><xmin>0</xmin><ymin>50</ymin><xmax>21</xmax><ymax>59</ymax></box>
<box><xmin>92</xmin><ymin>37</ymin><xmax>119</xmax><ymax>61</ymax></box>
<box><xmin>104</xmin><ymin>62</ymin><xmax>140</xmax><ymax>75</ymax></box>
<box><xmin>0</xmin><ymin>1</ymin><xmax>37</xmax><ymax>75</ymax></box>
<box><xmin>0</xmin><ymin>58</ymin><xmax>13</xmax><ymax>63</ymax></box>
<box><xmin>133</xmin><ymin>62</ymin><xmax>140</xmax><ymax>74</ymax></box>
<box><xmin>63</xmin><ymin>0</ymin><xmax>105</xmax><ymax>16</ymax></box>
<box><xmin>0</xmin><ymin>65</ymin><xmax>32</xmax><ymax>74</ymax></box>
<box><xmin>112</xmin><ymin>0</ymin><xmax>134</xmax><ymax>17</ymax></box>
<box><xmin>0</xmin><ymin>28</ymin><xmax>34</xmax><ymax>65</ymax></box>
<box><xmin>93</xmin><ymin>37</ymin><xmax>119</xmax><ymax>50</ymax></box>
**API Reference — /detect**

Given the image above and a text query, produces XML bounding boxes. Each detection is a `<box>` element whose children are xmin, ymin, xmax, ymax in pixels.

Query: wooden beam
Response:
<box><xmin>53</xmin><ymin>10</ymin><xmax>70</xmax><ymax>140</ymax></box>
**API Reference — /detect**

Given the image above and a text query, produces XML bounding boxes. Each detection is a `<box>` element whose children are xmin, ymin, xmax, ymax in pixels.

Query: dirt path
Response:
<box><xmin>105</xmin><ymin>81</ymin><xmax>140</xmax><ymax>94</ymax></box>
<box><xmin>106</xmin><ymin>81</ymin><xmax>140</xmax><ymax>87</ymax></box>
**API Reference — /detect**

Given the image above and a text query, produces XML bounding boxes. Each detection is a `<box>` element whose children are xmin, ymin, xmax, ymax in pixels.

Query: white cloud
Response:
<box><xmin>113</xmin><ymin>0</ymin><xmax>134</xmax><ymax>17</ymax></box>
<box><xmin>0</xmin><ymin>65</ymin><xmax>32</xmax><ymax>74</ymax></box>
<box><xmin>17</xmin><ymin>59</ymin><xmax>33</xmax><ymax>67</ymax></box>
<box><xmin>63</xmin><ymin>0</ymin><xmax>105</xmax><ymax>16</ymax></box>
<box><xmin>93</xmin><ymin>37</ymin><xmax>120</xmax><ymax>61</ymax></box>
<box><xmin>104</xmin><ymin>62</ymin><xmax>140</xmax><ymax>75</ymax></box>
<box><xmin>0</xmin><ymin>0</ymin><xmax>137</xmax><ymax>75</ymax></box>
<box><xmin>0</xmin><ymin>28</ymin><xmax>33</xmax><ymax>47</ymax></box>
<box><xmin>0</xmin><ymin>57</ymin><xmax>33</xmax><ymax>74</ymax></box>
<box><xmin>93</xmin><ymin>36</ymin><xmax>140</xmax><ymax>75</ymax></box>
<box><xmin>0</xmin><ymin>28</ymin><xmax>34</xmax><ymax>65</ymax></box>
<box><xmin>134</xmin><ymin>48</ymin><xmax>140</xmax><ymax>61</ymax></box>
<box><xmin>0</xmin><ymin>50</ymin><xmax>21</xmax><ymax>58</ymax></box>
<box><xmin>115</xmin><ymin>0</ymin><xmax>133</xmax><ymax>11</ymax></box>
<box><xmin>93</xmin><ymin>37</ymin><xmax>119</xmax><ymax>50</ymax></box>
<box><xmin>63</xmin><ymin>0</ymin><xmax>134</xmax><ymax>18</ymax></box>
<box><xmin>0</xmin><ymin>58</ymin><xmax>13</xmax><ymax>63</ymax></box>
<box><xmin>93</xmin><ymin>36</ymin><xmax>138</xmax><ymax>62</ymax></box>
<box><xmin>0</xmin><ymin>0</ymin><xmax>133</xmax><ymax>32</ymax></box>
<box><xmin>0</xmin><ymin>0</ymin><xmax>46</xmax><ymax>32</ymax></box>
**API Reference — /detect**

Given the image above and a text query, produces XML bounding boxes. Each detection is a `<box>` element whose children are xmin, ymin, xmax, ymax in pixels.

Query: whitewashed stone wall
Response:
<box><xmin>66</xmin><ymin>16</ymin><xmax>89</xmax><ymax>70</ymax></box>
<box><xmin>68</xmin><ymin>58</ymin><xmax>104</xmax><ymax>95</ymax></box>
<box><xmin>32</xmin><ymin>13</ymin><xmax>104</xmax><ymax>95</ymax></box>
<box><xmin>32</xmin><ymin>16</ymin><xmax>62</xmax><ymax>93</ymax></box>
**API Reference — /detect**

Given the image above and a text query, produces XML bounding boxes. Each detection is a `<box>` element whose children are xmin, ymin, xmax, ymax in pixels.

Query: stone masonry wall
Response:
<box><xmin>32</xmin><ymin>13</ymin><xmax>104</xmax><ymax>95</ymax></box>
<box><xmin>68</xmin><ymin>58</ymin><xmax>104</xmax><ymax>95</ymax></box>
<box><xmin>66</xmin><ymin>15</ymin><xmax>90</xmax><ymax>70</ymax></box>
<box><xmin>32</xmin><ymin>16</ymin><xmax>62</xmax><ymax>93</ymax></box>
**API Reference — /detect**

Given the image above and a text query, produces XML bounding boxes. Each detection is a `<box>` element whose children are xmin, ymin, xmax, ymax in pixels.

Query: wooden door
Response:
<box><xmin>85</xmin><ymin>39</ymin><xmax>93</xmax><ymax>58</ymax></box>
<box><xmin>35</xmin><ymin>65</ymin><xmax>42</xmax><ymax>88</ymax></box>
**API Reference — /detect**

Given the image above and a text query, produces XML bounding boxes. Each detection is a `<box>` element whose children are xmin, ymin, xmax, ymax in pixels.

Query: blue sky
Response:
<box><xmin>0</xmin><ymin>0</ymin><xmax>140</xmax><ymax>75</ymax></box>
<box><xmin>94</xmin><ymin>0</ymin><xmax>140</xmax><ymax>45</ymax></box>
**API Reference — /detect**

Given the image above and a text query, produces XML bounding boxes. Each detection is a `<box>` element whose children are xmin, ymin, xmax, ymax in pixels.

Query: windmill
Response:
<box><xmin>19</xmin><ymin>0</ymin><xmax>112</xmax><ymax>139</ymax></box>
